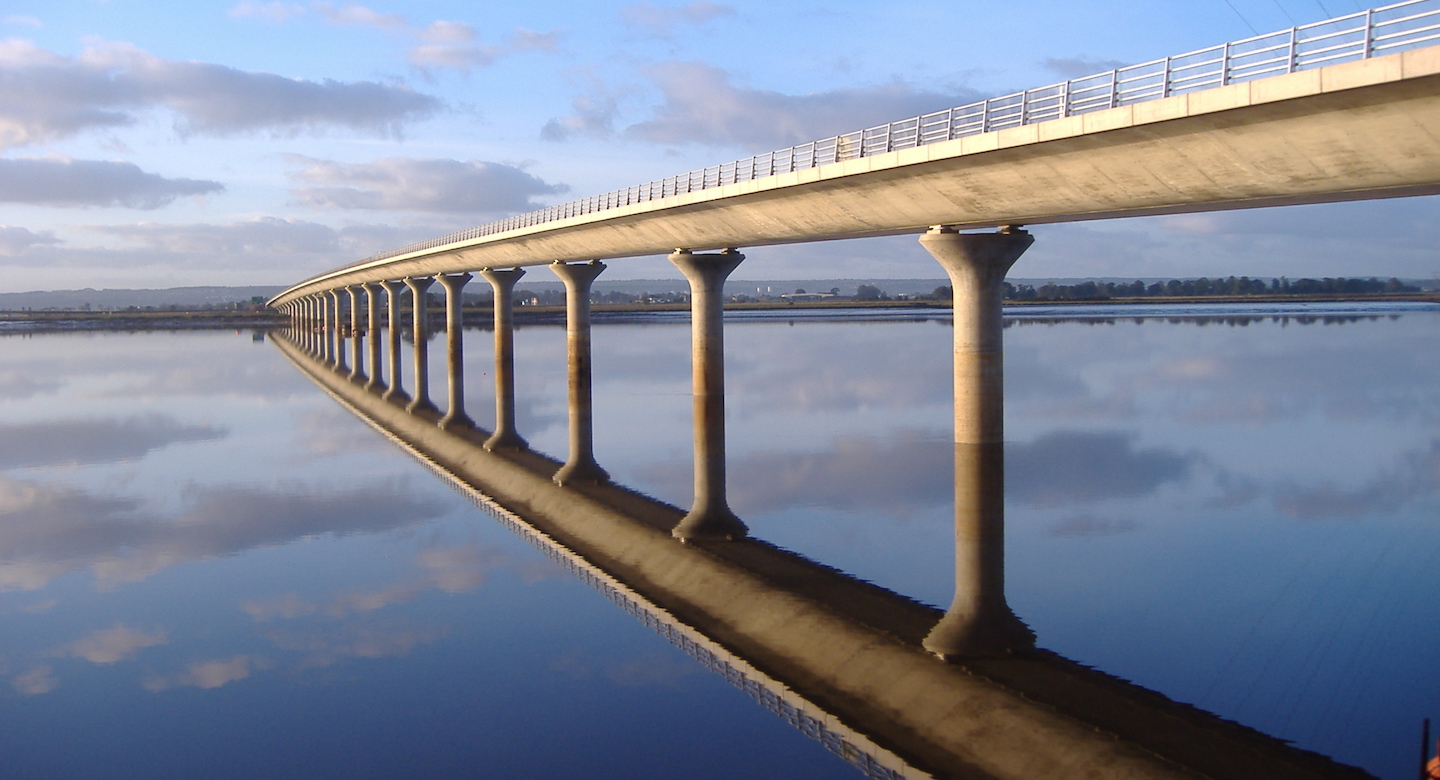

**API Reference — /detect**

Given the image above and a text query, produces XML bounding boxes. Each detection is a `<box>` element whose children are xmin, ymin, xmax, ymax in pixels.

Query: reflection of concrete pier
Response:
<box><xmin>919</xmin><ymin>226</ymin><xmax>1037</xmax><ymax>658</ymax></box>
<box><xmin>275</xmin><ymin>331</ymin><xmax>1374</xmax><ymax>780</ymax></box>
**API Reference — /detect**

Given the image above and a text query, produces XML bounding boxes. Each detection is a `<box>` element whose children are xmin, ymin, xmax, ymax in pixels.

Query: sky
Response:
<box><xmin>1</xmin><ymin>0</ymin><xmax>1437</xmax><ymax>292</ymax></box>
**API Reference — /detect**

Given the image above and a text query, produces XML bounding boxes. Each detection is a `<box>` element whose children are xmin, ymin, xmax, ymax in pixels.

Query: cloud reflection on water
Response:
<box><xmin>0</xmin><ymin>478</ymin><xmax>448</xmax><ymax>590</ymax></box>
<box><xmin>0</xmin><ymin>414</ymin><xmax>225</xmax><ymax>470</ymax></box>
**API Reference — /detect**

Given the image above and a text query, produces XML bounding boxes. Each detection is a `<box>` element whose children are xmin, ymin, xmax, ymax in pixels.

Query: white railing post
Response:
<box><xmin>1222</xmin><ymin>42</ymin><xmax>1231</xmax><ymax>86</ymax></box>
<box><xmin>1289</xmin><ymin>26</ymin><xmax>1299</xmax><ymax>72</ymax></box>
<box><xmin>1364</xmin><ymin>8</ymin><xmax>1374</xmax><ymax>58</ymax></box>
<box><xmin>1109</xmin><ymin>70</ymin><xmax>1119</xmax><ymax>109</ymax></box>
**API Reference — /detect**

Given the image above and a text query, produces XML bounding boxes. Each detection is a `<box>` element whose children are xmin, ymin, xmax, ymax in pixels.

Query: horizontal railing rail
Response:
<box><xmin>340</xmin><ymin>0</ymin><xmax>1440</xmax><ymax>271</ymax></box>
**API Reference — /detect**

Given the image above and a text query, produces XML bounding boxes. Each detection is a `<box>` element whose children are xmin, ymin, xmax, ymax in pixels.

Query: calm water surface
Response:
<box><xmin>1</xmin><ymin>302</ymin><xmax>1437</xmax><ymax>779</ymax></box>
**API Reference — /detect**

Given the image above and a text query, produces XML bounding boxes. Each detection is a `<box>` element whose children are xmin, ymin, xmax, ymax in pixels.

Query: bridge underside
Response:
<box><xmin>273</xmin><ymin>49</ymin><xmax>1440</xmax><ymax>306</ymax></box>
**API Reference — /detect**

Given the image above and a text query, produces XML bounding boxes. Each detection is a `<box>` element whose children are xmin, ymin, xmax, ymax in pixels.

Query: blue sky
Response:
<box><xmin>1</xmin><ymin>0</ymin><xmax>1436</xmax><ymax>291</ymax></box>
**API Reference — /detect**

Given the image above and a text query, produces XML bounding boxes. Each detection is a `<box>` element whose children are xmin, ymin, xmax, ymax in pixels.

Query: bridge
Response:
<box><xmin>267</xmin><ymin>6</ymin><xmax>1439</xmax><ymax>775</ymax></box>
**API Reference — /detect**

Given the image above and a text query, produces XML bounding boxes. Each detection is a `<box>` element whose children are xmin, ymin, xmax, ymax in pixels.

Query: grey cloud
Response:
<box><xmin>0</xmin><ymin>413</ymin><xmax>225</xmax><ymax>470</ymax></box>
<box><xmin>1043</xmin><ymin>56</ymin><xmax>1126</xmax><ymax>79</ymax></box>
<box><xmin>0</xmin><ymin>477</ymin><xmax>449</xmax><ymax>589</ymax></box>
<box><xmin>625</xmin><ymin>62</ymin><xmax>982</xmax><ymax>150</ymax></box>
<box><xmin>643</xmin><ymin>429</ymin><xmax>1193</xmax><ymax>516</ymax></box>
<box><xmin>0</xmin><ymin>39</ymin><xmax>440</xmax><ymax>149</ymax></box>
<box><xmin>285</xmin><ymin>155</ymin><xmax>568</xmax><ymax>213</ymax></box>
<box><xmin>1049</xmin><ymin>514</ymin><xmax>1139</xmax><ymax>538</ymax></box>
<box><xmin>1007</xmin><ymin>431</ymin><xmax>1194</xmax><ymax>506</ymax></box>
<box><xmin>1270</xmin><ymin>438</ymin><xmax>1440</xmax><ymax>520</ymax></box>
<box><xmin>620</xmin><ymin>1</ymin><xmax>736</xmax><ymax>36</ymax></box>
<box><xmin>0</xmin><ymin>225</ymin><xmax>60</xmax><ymax>256</ymax></box>
<box><xmin>93</xmin><ymin>216</ymin><xmax>340</xmax><ymax>254</ymax></box>
<box><xmin>0</xmin><ymin>157</ymin><xmax>223</xmax><ymax>209</ymax></box>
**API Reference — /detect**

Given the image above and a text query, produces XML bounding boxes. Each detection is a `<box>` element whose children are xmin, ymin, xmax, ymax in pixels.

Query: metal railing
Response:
<box><xmin>357</xmin><ymin>0</ymin><xmax>1440</xmax><ymax>268</ymax></box>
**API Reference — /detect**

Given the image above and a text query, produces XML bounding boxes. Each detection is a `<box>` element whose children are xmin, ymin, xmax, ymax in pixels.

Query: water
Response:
<box><xmin>1</xmin><ymin>302</ymin><xmax>1437</xmax><ymax>779</ymax></box>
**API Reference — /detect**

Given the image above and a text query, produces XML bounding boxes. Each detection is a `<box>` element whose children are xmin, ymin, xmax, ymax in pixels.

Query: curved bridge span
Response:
<box><xmin>271</xmin><ymin>9</ymin><xmax>1440</xmax><ymax>306</ymax></box>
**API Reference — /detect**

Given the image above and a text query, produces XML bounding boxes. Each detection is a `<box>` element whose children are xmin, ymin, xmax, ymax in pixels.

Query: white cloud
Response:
<box><xmin>57</xmin><ymin>625</ymin><xmax>167</xmax><ymax>664</ymax></box>
<box><xmin>0</xmin><ymin>156</ymin><xmax>223</xmax><ymax>209</ymax></box>
<box><xmin>0</xmin><ymin>39</ymin><xmax>440</xmax><ymax>150</ymax></box>
<box><xmin>2</xmin><ymin>15</ymin><xmax>43</xmax><ymax>28</ymax></box>
<box><xmin>144</xmin><ymin>655</ymin><xmax>259</xmax><ymax>691</ymax></box>
<box><xmin>241</xmin><ymin>593</ymin><xmax>317</xmax><ymax>621</ymax></box>
<box><xmin>0</xmin><ymin>225</ymin><xmax>60</xmax><ymax>256</ymax></box>
<box><xmin>12</xmin><ymin>665</ymin><xmax>57</xmax><ymax>695</ymax></box>
<box><xmin>285</xmin><ymin>155</ymin><xmax>568</xmax><ymax>213</ymax></box>
<box><xmin>542</xmin><ymin>70</ymin><xmax>621</xmax><ymax>142</ymax></box>
<box><xmin>620</xmin><ymin>1</ymin><xmax>736</xmax><ymax>36</ymax></box>
<box><xmin>408</xmin><ymin>22</ymin><xmax>501</xmax><ymax>72</ymax></box>
<box><xmin>624</xmin><ymin>62</ymin><xmax>982</xmax><ymax>150</ymax></box>
<box><xmin>508</xmin><ymin>28</ymin><xmax>560</xmax><ymax>52</ymax></box>
<box><xmin>312</xmin><ymin>2</ymin><xmax>405</xmax><ymax>28</ymax></box>
<box><xmin>227</xmin><ymin>2</ymin><xmax>304</xmax><ymax>22</ymax></box>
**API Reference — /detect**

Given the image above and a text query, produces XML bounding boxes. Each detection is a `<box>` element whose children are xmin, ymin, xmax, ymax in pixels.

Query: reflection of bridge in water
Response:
<box><xmin>274</xmin><ymin>326</ymin><xmax>1374</xmax><ymax>780</ymax></box>
<box><xmin>266</xmin><ymin>6</ymin><xmax>1440</xmax><ymax>775</ymax></box>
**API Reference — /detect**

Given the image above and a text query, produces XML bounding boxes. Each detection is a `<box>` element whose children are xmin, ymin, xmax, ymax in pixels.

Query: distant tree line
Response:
<box><xmin>998</xmin><ymin>276</ymin><xmax>1419</xmax><ymax>301</ymax></box>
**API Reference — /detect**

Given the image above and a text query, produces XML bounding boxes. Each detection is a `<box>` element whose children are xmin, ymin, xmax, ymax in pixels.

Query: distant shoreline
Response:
<box><xmin>1</xmin><ymin>292</ymin><xmax>1437</xmax><ymax>333</ymax></box>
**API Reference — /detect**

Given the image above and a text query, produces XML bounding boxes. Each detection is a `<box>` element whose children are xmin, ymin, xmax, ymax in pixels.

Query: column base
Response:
<box><xmin>406</xmin><ymin>398</ymin><xmax>438</xmax><ymax>415</ymax></box>
<box><xmin>922</xmin><ymin>607</ymin><xmax>1036</xmax><ymax>660</ymax></box>
<box><xmin>553</xmin><ymin>458</ymin><xmax>609</xmax><ymax>487</ymax></box>
<box><xmin>438</xmin><ymin>412</ymin><xmax>474</xmax><ymax>431</ymax></box>
<box><xmin>365</xmin><ymin>377</ymin><xmax>384</xmax><ymax>393</ymax></box>
<box><xmin>382</xmin><ymin>388</ymin><xmax>410</xmax><ymax>404</ymax></box>
<box><xmin>349</xmin><ymin>371</ymin><xmax>368</xmax><ymax>385</ymax></box>
<box><xmin>483</xmin><ymin>430</ymin><xmax>528</xmax><ymax>451</ymax></box>
<box><xmin>671</xmin><ymin>505</ymin><xmax>748</xmax><ymax>541</ymax></box>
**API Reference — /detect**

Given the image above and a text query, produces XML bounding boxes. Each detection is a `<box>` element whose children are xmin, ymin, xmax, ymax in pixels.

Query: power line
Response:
<box><xmin>1221</xmin><ymin>0</ymin><xmax>1262</xmax><ymax>34</ymax></box>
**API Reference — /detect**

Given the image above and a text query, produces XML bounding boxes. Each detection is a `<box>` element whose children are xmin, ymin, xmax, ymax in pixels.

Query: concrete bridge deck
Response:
<box><xmin>271</xmin><ymin>46</ymin><xmax>1440</xmax><ymax>307</ymax></box>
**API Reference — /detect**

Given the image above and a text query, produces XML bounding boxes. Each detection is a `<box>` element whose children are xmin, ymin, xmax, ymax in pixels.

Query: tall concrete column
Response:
<box><xmin>918</xmin><ymin>226</ymin><xmax>1036</xmax><ymax>659</ymax></box>
<box><xmin>669</xmin><ymin>249</ymin><xmax>747</xmax><ymax>541</ymax></box>
<box><xmin>435</xmin><ymin>273</ymin><xmax>474</xmax><ymax>431</ymax></box>
<box><xmin>348</xmin><ymin>286</ymin><xmax>366</xmax><ymax>384</ymax></box>
<box><xmin>405</xmin><ymin>277</ymin><xmax>437</xmax><ymax>415</ymax></box>
<box><xmin>365</xmin><ymin>283</ymin><xmax>383</xmax><ymax>391</ymax></box>
<box><xmin>321</xmin><ymin>293</ymin><xmax>334</xmax><ymax>364</ymax></box>
<box><xmin>550</xmin><ymin>260</ymin><xmax>609</xmax><ymax>486</ymax></box>
<box><xmin>381</xmin><ymin>280</ymin><xmax>409</xmax><ymax>403</ymax></box>
<box><xmin>478</xmin><ymin>268</ymin><xmax>527</xmax><ymax>451</ymax></box>
<box><xmin>330</xmin><ymin>290</ymin><xmax>348</xmax><ymax>373</ymax></box>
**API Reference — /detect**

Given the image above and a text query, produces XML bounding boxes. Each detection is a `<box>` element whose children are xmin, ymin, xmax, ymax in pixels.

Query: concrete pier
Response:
<box><xmin>364</xmin><ymin>283</ymin><xmax>383</xmax><ymax>392</ymax></box>
<box><xmin>436</xmin><ymin>273</ymin><xmax>474</xmax><ymax>431</ymax></box>
<box><xmin>478</xmin><ymin>268</ymin><xmax>527</xmax><ymax>451</ymax></box>
<box><xmin>550</xmin><ymin>260</ymin><xmax>609</xmax><ymax>486</ymax></box>
<box><xmin>348</xmin><ymin>286</ymin><xmax>366</xmax><ymax>384</ymax></box>
<box><xmin>321</xmin><ymin>293</ymin><xmax>334</xmax><ymax>365</ymax></box>
<box><xmin>405</xmin><ymin>277</ymin><xmax>437</xmax><ymax>415</ymax></box>
<box><xmin>669</xmin><ymin>248</ymin><xmax>747</xmax><ymax>541</ymax></box>
<box><xmin>919</xmin><ymin>226</ymin><xmax>1037</xmax><ymax>658</ymax></box>
<box><xmin>381</xmin><ymin>280</ymin><xmax>409</xmax><ymax>404</ymax></box>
